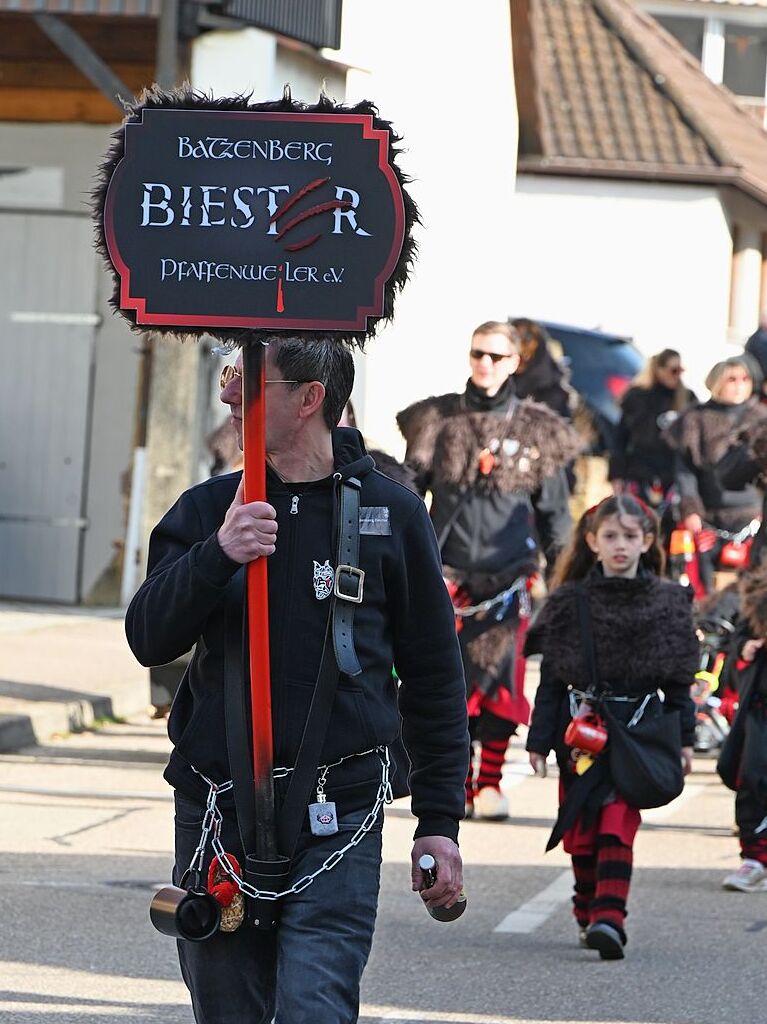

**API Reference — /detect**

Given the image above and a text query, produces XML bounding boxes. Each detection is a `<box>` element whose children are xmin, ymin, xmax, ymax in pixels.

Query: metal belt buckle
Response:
<box><xmin>334</xmin><ymin>565</ymin><xmax>365</xmax><ymax>604</ymax></box>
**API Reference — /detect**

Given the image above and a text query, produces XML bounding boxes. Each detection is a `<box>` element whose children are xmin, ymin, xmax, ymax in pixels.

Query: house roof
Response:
<box><xmin>0</xmin><ymin>1</ymin><xmax>160</xmax><ymax>13</ymax></box>
<box><xmin>669</xmin><ymin>0</ymin><xmax>767</xmax><ymax>6</ymax></box>
<box><xmin>512</xmin><ymin>0</ymin><xmax>767</xmax><ymax>205</ymax></box>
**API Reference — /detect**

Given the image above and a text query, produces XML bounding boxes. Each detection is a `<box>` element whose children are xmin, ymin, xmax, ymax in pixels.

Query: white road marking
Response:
<box><xmin>642</xmin><ymin>783</ymin><xmax>703</xmax><ymax>823</ymax></box>
<box><xmin>361</xmin><ymin>1008</ymin><xmax>652</xmax><ymax>1024</ymax></box>
<box><xmin>493</xmin><ymin>869</ymin><xmax>573</xmax><ymax>933</ymax></box>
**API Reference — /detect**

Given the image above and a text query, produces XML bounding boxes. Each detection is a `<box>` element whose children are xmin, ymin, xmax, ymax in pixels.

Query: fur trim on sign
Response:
<box><xmin>92</xmin><ymin>85</ymin><xmax>420</xmax><ymax>350</ymax></box>
<box><xmin>740</xmin><ymin>560</ymin><xmax>767</xmax><ymax>638</ymax></box>
<box><xmin>431</xmin><ymin>400</ymin><xmax>582</xmax><ymax>495</ymax></box>
<box><xmin>538</xmin><ymin>573</ymin><xmax>699</xmax><ymax>692</ymax></box>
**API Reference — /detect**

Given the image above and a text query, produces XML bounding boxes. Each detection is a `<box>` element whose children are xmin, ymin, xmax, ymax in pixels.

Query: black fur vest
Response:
<box><xmin>396</xmin><ymin>392</ymin><xmax>582</xmax><ymax>496</ymax></box>
<box><xmin>534</xmin><ymin>570</ymin><xmax>699</xmax><ymax>695</ymax></box>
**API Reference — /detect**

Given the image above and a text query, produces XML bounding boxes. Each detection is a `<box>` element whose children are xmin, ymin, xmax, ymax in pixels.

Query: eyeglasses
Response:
<box><xmin>469</xmin><ymin>349</ymin><xmax>511</xmax><ymax>364</ymax></box>
<box><xmin>219</xmin><ymin>364</ymin><xmax>305</xmax><ymax>390</ymax></box>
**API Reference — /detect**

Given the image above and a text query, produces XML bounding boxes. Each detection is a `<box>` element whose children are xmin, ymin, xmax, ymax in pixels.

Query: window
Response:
<box><xmin>655</xmin><ymin>15</ymin><xmax>705</xmax><ymax>62</ymax></box>
<box><xmin>723</xmin><ymin>23</ymin><xmax>767</xmax><ymax>98</ymax></box>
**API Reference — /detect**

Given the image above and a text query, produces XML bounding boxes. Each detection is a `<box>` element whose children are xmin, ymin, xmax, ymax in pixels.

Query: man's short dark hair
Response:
<box><xmin>271</xmin><ymin>337</ymin><xmax>355</xmax><ymax>430</ymax></box>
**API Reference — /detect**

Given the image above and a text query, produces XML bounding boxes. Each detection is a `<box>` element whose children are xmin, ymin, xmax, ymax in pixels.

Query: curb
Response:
<box><xmin>0</xmin><ymin>683</ymin><xmax>150</xmax><ymax>753</ymax></box>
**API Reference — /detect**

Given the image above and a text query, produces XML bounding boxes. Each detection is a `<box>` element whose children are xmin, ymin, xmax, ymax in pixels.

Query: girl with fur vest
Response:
<box><xmin>662</xmin><ymin>356</ymin><xmax>767</xmax><ymax>592</ymax></box>
<box><xmin>718</xmin><ymin>562</ymin><xmax>767</xmax><ymax>891</ymax></box>
<box><xmin>526</xmin><ymin>495</ymin><xmax>698</xmax><ymax>959</ymax></box>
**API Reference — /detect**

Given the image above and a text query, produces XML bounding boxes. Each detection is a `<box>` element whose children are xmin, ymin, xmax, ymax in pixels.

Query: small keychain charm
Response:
<box><xmin>575</xmin><ymin>754</ymin><xmax>594</xmax><ymax>775</ymax></box>
<box><xmin>478</xmin><ymin>447</ymin><xmax>496</xmax><ymax>475</ymax></box>
<box><xmin>308</xmin><ymin>769</ymin><xmax>338</xmax><ymax>837</ymax></box>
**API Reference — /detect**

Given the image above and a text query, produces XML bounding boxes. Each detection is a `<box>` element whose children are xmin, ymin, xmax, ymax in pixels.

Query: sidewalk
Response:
<box><xmin>0</xmin><ymin>602</ymin><xmax>150</xmax><ymax>752</ymax></box>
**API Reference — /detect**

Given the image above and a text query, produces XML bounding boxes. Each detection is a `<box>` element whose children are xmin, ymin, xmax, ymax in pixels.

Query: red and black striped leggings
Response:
<box><xmin>571</xmin><ymin>836</ymin><xmax>633</xmax><ymax>938</ymax></box>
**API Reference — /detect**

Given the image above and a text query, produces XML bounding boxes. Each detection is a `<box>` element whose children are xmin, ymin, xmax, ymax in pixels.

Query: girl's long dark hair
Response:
<box><xmin>550</xmin><ymin>495</ymin><xmax>665</xmax><ymax>589</ymax></box>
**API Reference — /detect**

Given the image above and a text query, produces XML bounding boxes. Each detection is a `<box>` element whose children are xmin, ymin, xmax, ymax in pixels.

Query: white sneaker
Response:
<box><xmin>722</xmin><ymin>859</ymin><xmax>767</xmax><ymax>892</ymax></box>
<box><xmin>474</xmin><ymin>786</ymin><xmax>509</xmax><ymax>821</ymax></box>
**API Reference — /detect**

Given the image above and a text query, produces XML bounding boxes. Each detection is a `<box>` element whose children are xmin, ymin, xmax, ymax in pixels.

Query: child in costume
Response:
<box><xmin>718</xmin><ymin>561</ymin><xmax>767</xmax><ymax>891</ymax></box>
<box><xmin>526</xmin><ymin>495</ymin><xmax>698</xmax><ymax>959</ymax></box>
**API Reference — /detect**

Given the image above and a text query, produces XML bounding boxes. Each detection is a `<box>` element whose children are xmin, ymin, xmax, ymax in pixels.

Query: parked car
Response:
<box><xmin>537</xmin><ymin>320</ymin><xmax>644</xmax><ymax>453</ymax></box>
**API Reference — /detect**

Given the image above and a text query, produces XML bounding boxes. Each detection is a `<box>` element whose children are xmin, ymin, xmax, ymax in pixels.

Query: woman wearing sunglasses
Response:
<box><xmin>663</xmin><ymin>356</ymin><xmax>767</xmax><ymax>592</ymax></box>
<box><xmin>609</xmin><ymin>349</ymin><xmax>697</xmax><ymax>517</ymax></box>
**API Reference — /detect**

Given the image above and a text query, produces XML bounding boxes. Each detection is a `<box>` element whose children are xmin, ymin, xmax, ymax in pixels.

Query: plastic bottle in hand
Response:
<box><xmin>418</xmin><ymin>854</ymin><xmax>467</xmax><ymax>922</ymax></box>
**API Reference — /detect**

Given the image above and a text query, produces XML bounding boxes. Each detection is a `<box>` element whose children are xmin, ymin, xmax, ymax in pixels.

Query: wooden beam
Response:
<box><xmin>0</xmin><ymin>59</ymin><xmax>154</xmax><ymax>91</ymax></box>
<box><xmin>0</xmin><ymin>86</ymin><xmax>124</xmax><ymax>123</ymax></box>
<box><xmin>0</xmin><ymin>14</ymin><xmax>160</xmax><ymax>63</ymax></box>
<box><xmin>34</xmin><ymin>13</ymin><xmax>133</xmax><ymax>109</ymax></box>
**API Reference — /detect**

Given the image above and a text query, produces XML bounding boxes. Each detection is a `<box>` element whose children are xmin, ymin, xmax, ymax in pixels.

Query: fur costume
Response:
<box><xmin>663</xmin><ymin>399</ymin><xmax>767</xmax><ymax>522</ymax></box>
<box><xmin>526</xmin><ymin>568</ymin><xmax>698</xmax><ymax>853</ymax></box>
<box><xmin>398</xmin><ymin>386</ymin><xmax>581</xmax><ymax>720</ymax></box>
<box><xmin>748</xmin><ymin>419</ymin><xmax>767</xmax><ymax>477</ymax></box>
<box><xmin>529</xmin><ymin>573</ymin><xmax>700</xmax><ymax>697</ymax></box>
<box><xmin>397</xmin><ymin>394</ymin><xmax>581</xmax><ymax>495</ymax></box>
<box><xmin>664</xmin><ymin>400</ymin><xmax>767</xmax><ymax>471</ymax></box>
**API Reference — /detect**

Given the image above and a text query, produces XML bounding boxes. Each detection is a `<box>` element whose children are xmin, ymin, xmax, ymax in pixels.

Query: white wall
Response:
<box><xmin>508</xmin><ymin>175</ymin><xmax>735</xmax><ymax>398</ymax></box>
<box><xmin>0</xmin><ymin>121</ymin><xmax>139</xmax><ymax>603</ymax></box>
<box><xmin>338</xmin><ymin>0</ymin><xmax>519</xmax><ymax>455</ymax></box>
<box><xmin>191</xmin><ymin>27</ymin><xmax>345</xmax><ymax>104</ymax></box>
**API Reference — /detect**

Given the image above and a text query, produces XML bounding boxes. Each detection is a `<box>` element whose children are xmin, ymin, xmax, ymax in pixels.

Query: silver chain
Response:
<box><xmin>452</xmin><ymin>575</ymin><xmax>530</xmax><ymax>619</ymax></box>
<box><xmin>188</xmin><ymin>747</ymin><xmax>391</xmax><ymax>901</ymax></box>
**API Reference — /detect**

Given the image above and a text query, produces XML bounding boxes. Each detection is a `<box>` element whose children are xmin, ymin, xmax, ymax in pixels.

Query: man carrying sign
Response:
<box><xmin>126</xmin><ymin>337</ymin><xmax>469</xmax><ymax>1023</ymax></box>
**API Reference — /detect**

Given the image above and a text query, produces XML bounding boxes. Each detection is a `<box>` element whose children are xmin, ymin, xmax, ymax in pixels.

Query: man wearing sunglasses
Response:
<box><xmin>397</xmin><ymin>320</ymin><xmax>580</xmax><ymax>822</ymax></box>
<box><xmin>126</xmin><ymin>337</ymin><xmax>469</xmax><ymax>1024</ymax></box>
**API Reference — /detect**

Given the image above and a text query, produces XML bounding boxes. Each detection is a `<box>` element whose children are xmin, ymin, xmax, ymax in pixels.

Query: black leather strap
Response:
<box><xmin>224</xmin><ymin>475</ymin><xmax>364</xmax><ymax>863</ymax></box>
<box><xmin>575</xmin><ymin>585</ymin><xmax>600</xmax><ymax>691</ymax></box>
<box><xmin>333</xmin><ymin>474</ymin><xmax>363</xmax><ymax>677</ymax></box>
<box><xmin>275</xmin><ymin>612</ymin><xmax>338</xmax><ymax>858</ymax></box>
<box><xmin>223</xmin><ymin>570</ymin><xmax>259</xmax><ymax>855</ymax></box>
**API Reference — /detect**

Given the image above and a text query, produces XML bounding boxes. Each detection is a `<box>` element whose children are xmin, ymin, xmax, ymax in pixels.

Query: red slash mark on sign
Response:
<box><xmin>270</xmin><ymin>177</ymin><xmax>352</xmax><ymax>253</ymax></box>
<box><xmin>276</xmin><ymin>265</ymin><xmax>285</xmax><ymax>313</ymax></box>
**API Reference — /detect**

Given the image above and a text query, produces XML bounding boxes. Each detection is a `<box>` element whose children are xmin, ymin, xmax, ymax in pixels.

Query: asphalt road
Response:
<box><xmin>0</xmin><ymin>715</ymin><xmax>763</xmax><ymax>1024</ymax></box>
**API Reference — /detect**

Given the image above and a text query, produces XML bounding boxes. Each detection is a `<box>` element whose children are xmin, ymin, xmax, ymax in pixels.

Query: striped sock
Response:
<box><xmin>571</xmin><ymin>854</ymin><xmax>596</xmax><ymax>928</ymax></box>
<box><xmin>476</xmin><ymin>737</ymin><xmax>509</xmax><ymax>791</ymax></box>
<box><xmin>591</xmin><ymin>835</ymin><xmax>632</xmax><ymax>939</ymax></box>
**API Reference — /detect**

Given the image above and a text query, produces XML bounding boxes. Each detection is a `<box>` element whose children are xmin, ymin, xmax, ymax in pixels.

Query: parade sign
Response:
<box><xmin>102</xmin><ymin>108</ymin><xmax>407</xmax><ymax>332</ymax></box>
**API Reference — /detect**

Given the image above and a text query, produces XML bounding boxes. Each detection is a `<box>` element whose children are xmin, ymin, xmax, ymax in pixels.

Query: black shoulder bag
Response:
<box><xmin>576</xmin><ymin>586</ymin><xmax>684</xmax><ymax>810</ymax></box>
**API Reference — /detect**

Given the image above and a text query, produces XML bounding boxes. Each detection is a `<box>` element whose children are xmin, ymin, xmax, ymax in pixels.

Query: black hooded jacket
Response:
<box><xmin>125</xmin><ymin>428</ymin><xmax>469</xmax><ymax>842</ymax></box>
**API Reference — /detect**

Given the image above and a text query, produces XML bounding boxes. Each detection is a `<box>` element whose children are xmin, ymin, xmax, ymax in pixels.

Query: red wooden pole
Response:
<box><xmin>242</xmin><ymin>341</ymin><xmax>277</xmax><ymax>859</ymax></box>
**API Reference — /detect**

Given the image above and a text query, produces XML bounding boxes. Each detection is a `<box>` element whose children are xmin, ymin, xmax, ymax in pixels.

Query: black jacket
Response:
<box><xmin>609</xmin><ymin>383</ymin><xmax>696</xmax><ymax>487</ymax></box>
<box><xmin>125</xmin><ymin>428</ymin><xmax>469</xmax><ymax>842</ymax></box>
<box><xmin>718</xmin><ymin>413</ymin><xmax>767</xmax><ymax>567</ymax></box>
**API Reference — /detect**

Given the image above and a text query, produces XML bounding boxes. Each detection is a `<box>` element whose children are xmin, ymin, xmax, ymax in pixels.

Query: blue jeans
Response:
<box><xmin>173</xmin><ymin>793</ymin><xmax>383</xmax><ymax>1024</ymax></box>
